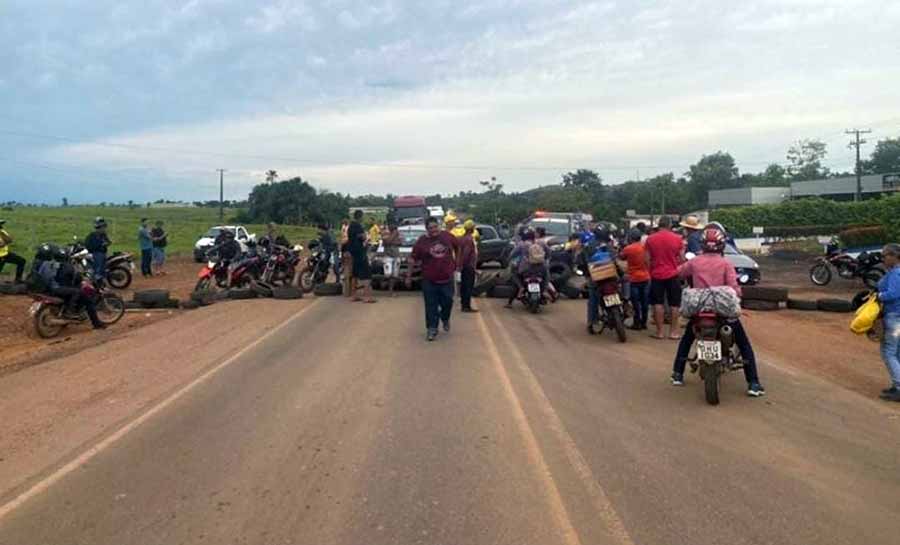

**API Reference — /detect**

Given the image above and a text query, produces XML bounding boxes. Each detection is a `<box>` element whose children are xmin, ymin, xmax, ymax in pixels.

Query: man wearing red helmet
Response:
<box><xmin>671</xmin><ymin>226</ymin><xmax>766</xmax><ymax>397</ymax></box>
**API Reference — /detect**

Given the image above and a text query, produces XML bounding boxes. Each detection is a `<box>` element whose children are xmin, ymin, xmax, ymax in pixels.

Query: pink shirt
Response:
<box><xmin>677</xmin><ymin>253</ymin><xmax>741</xmax><ymax>297</ymax></box>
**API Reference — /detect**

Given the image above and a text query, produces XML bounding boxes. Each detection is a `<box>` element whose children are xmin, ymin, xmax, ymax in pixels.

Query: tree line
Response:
<box><xmin>238</xmin><ymin>136</ymin><xmax>900</xmax><ymax>227</ymax></box>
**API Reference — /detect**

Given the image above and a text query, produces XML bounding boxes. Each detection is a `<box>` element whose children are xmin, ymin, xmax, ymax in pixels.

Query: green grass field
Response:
<box><xmin>0</xmin><ymin>206</ymin><xmax>318</xmax><ymax>264</ymax></box>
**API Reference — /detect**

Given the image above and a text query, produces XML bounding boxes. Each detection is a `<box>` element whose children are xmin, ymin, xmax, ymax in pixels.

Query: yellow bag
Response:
<box><xmin>850</xmin><ymin>294</ymin><xmax>881</xmax><ymax>334</ymax></box>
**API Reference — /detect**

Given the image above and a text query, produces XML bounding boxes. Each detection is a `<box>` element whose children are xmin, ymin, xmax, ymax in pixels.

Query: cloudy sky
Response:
<box><xmin>2</xmin><ymin>0</ymin><xmax>899</xmax><ymax>204</ymax></box>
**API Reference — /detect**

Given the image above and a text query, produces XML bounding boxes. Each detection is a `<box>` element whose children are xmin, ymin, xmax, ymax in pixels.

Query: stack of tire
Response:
<box><xmin>477</xmin><ymin>261</ymin><xmax>586</xmax><ymax>300</ymax></box>
<box><xmin>740</xmin><ymin>286</ymin><xmax>789</xmax><ymax>311</ymax></box>
<box><xmin>227</xmin><ymin>283</ymin><xmax>304</xmax><ymax>301</ymax></box>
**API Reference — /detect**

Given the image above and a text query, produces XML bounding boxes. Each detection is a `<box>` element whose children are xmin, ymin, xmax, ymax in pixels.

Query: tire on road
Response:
<box><xmin>134</xmin><ymin>289</ymin><xmax>170</xmax><ymax>306</ymax></box>
<box><xmin>180</xmin><ymin>299</ymin><xmax>201</xmax><ymax>310</ymax></box>
<box><xmin>272</xmin><ymin>286</ymin><xmax>303</xmax><ymax>300</ymax></box>
<box><xmin>190</xmin><ymin>290</ymin><xmax>216</xmax><ymax>306</ymax></box>
<box><xmin>817</xmin><ymin>298</ymin><xmax>853</xmax><ymax>313</ymax></box>
<box><xmin>740</xmin><ymin>286</ymin><xmax>789</xmax><ymax>303</ymax></box>
<box><xmin>786</xmin><ymin>298</ymin><xmax>818</xmax><ymax>311</ymax></box>
<box><xmin>548</xmin><ymin>262</ymin><xmax>572</xmax><ymax>285</ymax></box>
<box><xmin>313</xmin><ymin>282</ymin><xmax>343</xmax><ymax>296</ymax></box>
<box><xmin>490</xmin><ymin>284</ymin><xmax>517</xmax><ymax>299</ymax></box>
<box><xmin>741</xmin><ymin>299</ymin><xmax>780</xmax><ymax>311</ymax></box>
<box><xmin>0</xmin><ymin>282</ymin><xmax>27</xmax><ymax>295</ymax></box>
<box><xmin>228</xmin><ymin>288</ymin><xmax>258</xmax><ymax>300</ymax></box>
<box><xmin>251</xmin><ymin>282</ymin><xmax>274</xmax><ymax>298</ymax></box>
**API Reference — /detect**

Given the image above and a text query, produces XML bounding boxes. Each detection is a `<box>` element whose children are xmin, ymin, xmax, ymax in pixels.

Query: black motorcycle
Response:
<box><xmin>299</xmin><ymin>241</ymin><xmax>330</xmax><ymax>293</ymax></box>
<box><xmin>686</xmin><ymin>312</ymin><xmax>744</xmax><ymax>405</ymax></box>
<box><xmin>69</xmin><ymin>240</ymin><xmax>135</xmax><ymax>289</ymax></box>
<box><xmin>810</xmin><ymin>239</ymin><xmax>884</xmax><ymax>289</ymax></box>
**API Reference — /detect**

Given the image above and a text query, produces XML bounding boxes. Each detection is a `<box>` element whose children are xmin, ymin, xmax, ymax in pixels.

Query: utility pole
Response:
<box><xmin>846</xmin><ymin>129</ymin><xmax>871</xmax><ymax>202</ymax></box>
<box><xmin>216</xmin><ymin>169</ymin><xmax>226</xmax><ymax>222</ymax></box>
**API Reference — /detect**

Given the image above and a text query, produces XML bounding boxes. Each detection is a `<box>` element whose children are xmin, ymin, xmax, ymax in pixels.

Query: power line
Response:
<box><xmin>216</xmin><ymin>169</ymin><xmax>226</xmax><ymax>223</ymax></box>
<box><xmin>846</xmin><ymin>128</ymin><xmax>872</xmax><ymax>202</ymax></box>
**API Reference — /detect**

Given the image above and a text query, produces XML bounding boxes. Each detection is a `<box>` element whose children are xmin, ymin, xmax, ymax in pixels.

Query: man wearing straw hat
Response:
<box><xmin>680</xmin><ymin>214</ymin><xmax>705</xmax><ymax>255</ymax></box>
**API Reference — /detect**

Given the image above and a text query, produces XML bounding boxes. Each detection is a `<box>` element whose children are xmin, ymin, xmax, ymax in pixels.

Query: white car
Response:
<box><xmin>193</xmin><ymin>225</ymin><xmax>256</xmax><ymax>262</ymax></box>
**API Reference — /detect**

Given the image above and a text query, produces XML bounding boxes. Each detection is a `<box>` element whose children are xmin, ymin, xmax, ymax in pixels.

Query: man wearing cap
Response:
<box><xmin>138</xmin><ymin>218</ymin><xmax>154</xmax><ymax>278</ymax></box>
<box><xmin>85</xmin><ymin>217</ymin><xmax>111</xmax><ymax>281</ymax></box>
<box><xmin>0</xmin><ymin>219</ymin><xmax>26</xmax><ymax>283</ymax></box>
<box><xmin>680</xmin><ymin>214</ymin><xmax>705</xmax><ymax>255</ymax></box>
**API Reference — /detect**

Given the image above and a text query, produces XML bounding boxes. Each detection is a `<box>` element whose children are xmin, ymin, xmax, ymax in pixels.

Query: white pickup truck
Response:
<box><xmin>193</xmin><ymin>225</ymin><xmax>256</xmax><ymax>262</ymax></box>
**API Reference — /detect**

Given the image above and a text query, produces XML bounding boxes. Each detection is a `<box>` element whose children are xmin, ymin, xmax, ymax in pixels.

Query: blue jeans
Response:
<box><xmin>673</xmin><ymin>318</ymin><xmax>760</xmax><ymax>384</ymax></box>
<box><xmin>587</xmin><ymin>283</ymin><xmax>600</xmax><ymax>325</ymax></box>
<box><xmin>422</xmin><ymin>279</ymin><xmax>454</xmax><ymax>331</ymax></box>
<box><xmin>91</xmin><ymin>252</ymin><xmax>106</xmax><ymax>280</ymax></box>
<box><xmin>140</xmin><ymin>248</ymin><xmax>153</xmax><ymax>276</ymax></box>
<box><xmin>881</xmin><ymin>314</ymin><xmax>900</xmax><ymax>388</ymax></box>
<box><xmin>630</xmin><ymin>281</ymin><xmax>650</xmax><ymax>328</ymax></box>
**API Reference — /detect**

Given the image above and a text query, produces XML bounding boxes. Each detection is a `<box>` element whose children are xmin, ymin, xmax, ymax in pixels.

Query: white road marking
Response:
<box><xmin>0</xmin><ymin>299</ymin><xmax>321</xmax><ymax>521</ymax></box>
<box><xmin>484</xmin><ymin>308</ymin><xmax>637</xmax><ymax>545</ymax></box>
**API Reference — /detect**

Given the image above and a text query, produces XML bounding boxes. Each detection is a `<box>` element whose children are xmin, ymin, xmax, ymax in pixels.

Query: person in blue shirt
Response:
<box><xmin>878</xmin><ymin>243</ymin><xmax>900</xmax><ymax>402</ymax></box>
<box><xmin>137</xmin><ymin>218</ymin><xmax>154</xmax><ymax>278</ymax></box>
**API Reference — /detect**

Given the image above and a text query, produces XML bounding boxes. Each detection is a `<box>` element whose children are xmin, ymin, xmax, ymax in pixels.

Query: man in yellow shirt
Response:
<box><xmin>444</xmin><ymin>213</ymin><xmax>479</xmax><ymax>241</ymax></box>
<box><xmin>367</xmin><ymin>221</ymin><xmax>382</xmax><ymax>250</ymax></box>
<box><xmin>0</xmin><ymin>219</ymin><xmax>27</xmax><ymax>283</ymax></box>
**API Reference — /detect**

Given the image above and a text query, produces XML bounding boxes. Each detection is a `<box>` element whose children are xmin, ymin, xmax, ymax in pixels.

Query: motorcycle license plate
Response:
<box><xmin>603</xmin><ymin>293</ymin><xmax>621</xmax><ymax>306</ymax></box>
<box><xmin>527</xmin><ymin>282</ymin><xmax>541</xmax><ymax>293</ymax></box>
<box><xmin>697</xmin><ymin>340</ymin><xmax>722</xmax><ymax>361</ymax></box>
<box><xmin>29</xmin><ymin>302</ymin><xmax>41</xmax><ymax>316</ymax></box>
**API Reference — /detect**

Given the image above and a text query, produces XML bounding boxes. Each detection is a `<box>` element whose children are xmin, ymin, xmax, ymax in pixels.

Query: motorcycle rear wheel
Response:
<box><xmin>704</xmin><ymin>367</ymin><xmax>720</xmax><ymax>405</ymax></box>
<box><xmin>863</xmin><ymin>268</ymin><xmax>885</xmax><ymax>289</ymax></box>
<box><xmin>612</xmin><ymin>307</ymin><xmax>627</xmax><ymax>343</ymax></box>
<box><xmin>107</xmin><ymin>266</ymin><xmax>132</xmax><ymax>289</ymax></box>
<box><xmin>34</xmin><ymin>305</ymin><xmax>64</xmax><ymax>339</ymax></box>
<box><xmin>96</xmin><ymin>294</ymin><xmax>126</xmax><ymax>325</ymax></box>
<box><xmin>809</xmin><ymin>263</ymin><xmax>832</xmax><ymax>286</ymax></box>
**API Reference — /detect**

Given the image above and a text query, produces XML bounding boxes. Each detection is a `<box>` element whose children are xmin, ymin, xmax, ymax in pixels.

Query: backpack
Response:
<box><xmin>528</xmin><ymin>243</ymin><xmax>546</xmax><ymax>264</ymax></box>
<box><xmin>25</xmin><ymin>243</ymin><xmax>60</xmax><ymax>293</ymax></box>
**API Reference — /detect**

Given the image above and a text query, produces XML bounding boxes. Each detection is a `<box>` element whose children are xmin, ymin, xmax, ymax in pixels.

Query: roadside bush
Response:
<box><xmin>711</xmin><ymin>194</ymin><xmax>900</xmax><ymax>238</ymax></box>
<box><xmin>839</xmin><ymin>226</ymin><xmax>888</xmax><ymax>248</ymax></box>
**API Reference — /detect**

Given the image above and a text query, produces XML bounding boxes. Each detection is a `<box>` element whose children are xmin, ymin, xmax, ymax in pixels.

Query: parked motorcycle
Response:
<box><xmin>195</xmin><ymin>253</ymin><xmax>261</xmax><ymax>292</ymax></box>
<box><xmin>299</xmin><ymin>241</ymin><xmax>329</xmax><ymax>293</ymax></box>
<box><xmin>260</xmin><ymin>244</ymin><xmax>302</xmax><ymax>288</ymax></box>
<box><xmin>69</xmin><ymin>240</ymin><xmax>135</xmax><ymax>289</ymax></box>
<box><xmin>809</xmin><ymin>239</ymin><xmax>884</xmax><ymax>289</ymax></box>
<box><xmin>685</xmin><ymin>312</ymin><xmax>744</xmax><ymax>405</ymax></box>
<box><xmin>30</xmin><ymin>278</ymin><xmax>125</xmax><ymax>338</ymax></box>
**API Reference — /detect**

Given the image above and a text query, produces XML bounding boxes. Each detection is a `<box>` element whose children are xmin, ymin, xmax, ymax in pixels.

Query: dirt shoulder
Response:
<box><xmin>0</xmin><ymin>257</ymin><xmax>207</xmax><ymax>375</ymax></box>
<box><xmin>0</xmin><ymin>296</ymin><xmax>313</xmax><ymax>498</ymax></box>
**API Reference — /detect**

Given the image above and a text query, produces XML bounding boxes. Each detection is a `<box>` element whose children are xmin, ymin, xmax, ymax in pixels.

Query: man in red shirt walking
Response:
<box><xmin>407</xmin><ymin>217</ymin><xmax>460</xmax><ymax>341</ymax></box>
<box><xmin>644</xmin><ymin>216</ymin><xmax>685</xmax><ymax>339</ymax></box>
<box><xmin>618</xmin><ymin>228</ymin><xmax>650</xmax><ymax>330</ymax></box>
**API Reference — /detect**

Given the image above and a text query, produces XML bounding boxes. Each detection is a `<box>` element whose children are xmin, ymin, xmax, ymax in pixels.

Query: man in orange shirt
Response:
<box><xmin>619</xmin><ymin>228</ymin><xmax>651</xmax><ymax>330</ymax></box>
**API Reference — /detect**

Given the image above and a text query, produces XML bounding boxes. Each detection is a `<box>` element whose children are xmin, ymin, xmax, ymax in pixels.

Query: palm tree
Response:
<box><xmin>266</xmin><ymin>170</ymin><xmax>279</xmax><ymax>184</ymax></box>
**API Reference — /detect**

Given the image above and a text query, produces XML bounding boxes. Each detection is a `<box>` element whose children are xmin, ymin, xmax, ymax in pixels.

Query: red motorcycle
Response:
<box><xmin>686</xmin><ymin>312</ymin><xmax>743</xmax><ymax>406</ymax></box>
<box><xmin>195</xmin><ymin>254</ymin><xmax>261</xmax><ymax>292</ymax></box>
<box><xmin>260</xmin><ymin>245</ymin><xmax>301</xmax><ymax>288</ymax></box>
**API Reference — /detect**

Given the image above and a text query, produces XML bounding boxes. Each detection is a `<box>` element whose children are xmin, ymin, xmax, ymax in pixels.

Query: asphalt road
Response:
<box><xmin>1</xmin><ymin>295</ymin><xmax>898</xmax><ymax>545</ymax></box>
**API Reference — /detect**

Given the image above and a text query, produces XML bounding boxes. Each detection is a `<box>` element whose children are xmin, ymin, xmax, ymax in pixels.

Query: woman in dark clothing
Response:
<box><xmin>348</xmin><ymin>210</ymin><xmax>375</xmax><ymax>303</ymax></box>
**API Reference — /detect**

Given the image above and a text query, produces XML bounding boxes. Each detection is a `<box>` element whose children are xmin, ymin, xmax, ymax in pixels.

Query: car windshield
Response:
<box><xmin>528</xmin><ymin>219</ymin><xmax>570</xmax><ymax>237</ymax></box>
<box><xmin>394</xmin><ymin>207</ymin><xmax>429</xmax><ymax>222</ymax></box>
<box><xmin>725</xmin><ymin>243</ymin><xmax>739</xmax><ymax>255</ymax></box>
<box><xmin>204</xmin><ymin>228</ymin><xmax>223</xmax><ymax>238</ymax></box>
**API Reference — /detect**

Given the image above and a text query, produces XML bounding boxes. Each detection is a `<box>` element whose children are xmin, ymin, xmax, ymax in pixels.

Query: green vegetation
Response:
<box><xmin>710</xmin><ymin>195</ymin><xmax>900</xmax><ymax>241</ymax></box>
<box><xmin>0</xmin><ymin>206</ymin><xmax>317</xmax><ymax>261</ymax></box>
